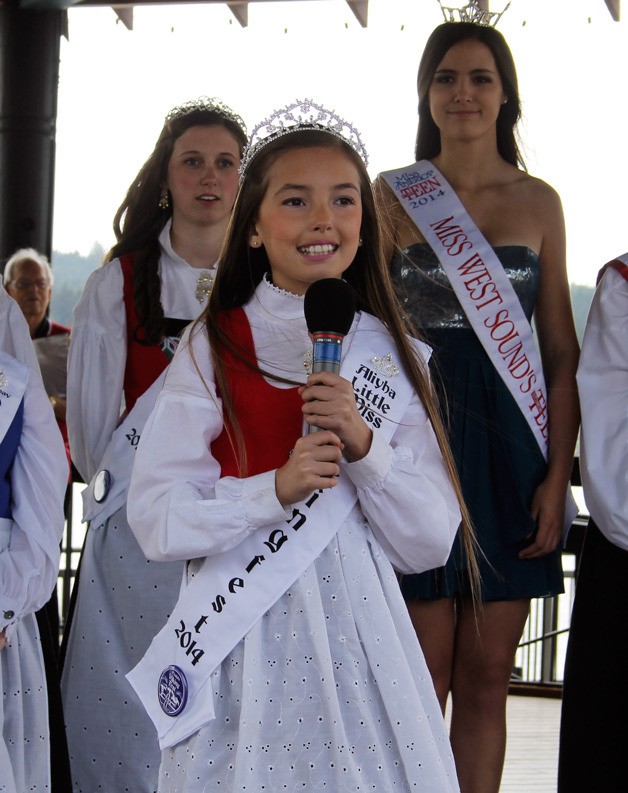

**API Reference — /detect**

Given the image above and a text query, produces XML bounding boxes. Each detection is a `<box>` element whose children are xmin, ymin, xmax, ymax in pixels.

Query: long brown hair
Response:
<box><xmin>198</xmin><ymin>128</ymin><xmax>478</xmax><ymax>589</ymax></box>
<box><xmin>106</xmin><ymin>101</ymin><xmax>247</xmax><ymax>345</ymax></box>
<box><xmin>416</xmin><ymin>21</ymin><xmax>525</xmax><ymax>168</ymax></box>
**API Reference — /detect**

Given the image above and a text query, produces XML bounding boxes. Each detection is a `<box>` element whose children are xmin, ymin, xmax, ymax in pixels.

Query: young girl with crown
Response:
<box><xmin>375</xmin><ymin>13</ymin><xmax>580</xmax><ymax>793</ymax></box>
<box><xmin>61</xmin><ymin>97</ymin><xmax>247</xmax><ymax>793</ymax></box>
<box><xmin>126</xmin><ymin>99</ymin><xmax>473</xmax><ymax>792</ymax></box>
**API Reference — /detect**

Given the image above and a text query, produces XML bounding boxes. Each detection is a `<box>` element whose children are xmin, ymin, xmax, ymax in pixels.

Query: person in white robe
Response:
<box><xmin>0</xmin><ymin>286</ymin><xmax>67</xmax><ymax>793</ymax></box>
<box><xmin>558</xmin><ymin>256</ymin><xmax>628</xmax><ymax>792</ymax></box>
<box><xmin>60</xmin><ymin>98</ymin><xmax>247</xmax><ymax>793</ymax></box>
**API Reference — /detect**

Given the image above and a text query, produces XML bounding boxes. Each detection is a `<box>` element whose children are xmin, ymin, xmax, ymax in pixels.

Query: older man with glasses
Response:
<box><xmin>3</xmin><ymin>249</ymin><xmax>62</xmax><ymax>337</ymax></box>
<box><xmin>3</xmin><ymin>248</ymin><xmax>70</xmax><ymax>426</ymax></box>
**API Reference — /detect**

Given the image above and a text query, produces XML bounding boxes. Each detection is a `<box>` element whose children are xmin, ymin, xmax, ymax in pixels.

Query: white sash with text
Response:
<box><xmin>382</xmin><ymin>160</ymin><xmax>554</xmax><ymax>455</ymax></box>
<box><xmin>81</xmin><ymin>370</ymin><xmax>168</xmax><ymax>528</ymax></box>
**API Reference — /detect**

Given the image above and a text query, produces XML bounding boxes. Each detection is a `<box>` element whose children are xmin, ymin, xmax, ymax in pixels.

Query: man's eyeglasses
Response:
<box><xmin>11</xmin><ymin>278</ymin><xmax>50</xmax><ymax>291</ymax></box>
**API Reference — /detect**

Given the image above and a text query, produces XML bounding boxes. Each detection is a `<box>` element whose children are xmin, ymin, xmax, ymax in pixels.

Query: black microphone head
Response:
<box><xmin>303</xmin><ymin>278</ymin><xmax>356</xmax><ymax>336</ymax></box>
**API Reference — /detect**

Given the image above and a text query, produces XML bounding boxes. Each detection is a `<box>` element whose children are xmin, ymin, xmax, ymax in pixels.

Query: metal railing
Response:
<box><xmin>57</xmin><ymin>480</ymin><xmax>86</xmax><ymax>634</ymax></box>
<box><xmin>511</xmin><ymin>544</ymin><xmax>579</xmax><ymax>692</ymax></box>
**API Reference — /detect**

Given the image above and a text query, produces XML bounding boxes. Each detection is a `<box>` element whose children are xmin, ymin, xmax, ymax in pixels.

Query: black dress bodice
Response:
<box><xmin>391</xmin><ymin>243</ymin><xmax>540</xmax><ymax>330</ymax></box>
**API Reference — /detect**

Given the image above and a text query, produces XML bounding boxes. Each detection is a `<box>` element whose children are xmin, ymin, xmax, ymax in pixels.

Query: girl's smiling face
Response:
<box><xmin>249</xmin><ymin>145</ymin><xmax>362</xmax><ymax>296</ymax></box>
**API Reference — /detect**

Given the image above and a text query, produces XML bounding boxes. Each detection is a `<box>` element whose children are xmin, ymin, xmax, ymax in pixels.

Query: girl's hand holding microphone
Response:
<box><xmin>301</xmin><ymin>371</ymin><xmax>372</xmax><ymax>462</ymax></box>
<box><xmin>275</xmin><ymin>372</ymin><xmax>373</xmax><ymax>507</ymax></box>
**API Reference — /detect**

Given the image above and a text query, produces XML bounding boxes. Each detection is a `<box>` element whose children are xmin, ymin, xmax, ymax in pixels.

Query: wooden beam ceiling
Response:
<box><xmin>17</xmin><ymin>0</ymin><xmax>621</xmax><ymax>24</ymax></box>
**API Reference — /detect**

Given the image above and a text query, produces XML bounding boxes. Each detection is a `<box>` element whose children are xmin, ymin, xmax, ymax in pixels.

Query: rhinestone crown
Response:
<box><xmin>438</xmin><ymin>0</ymin><xmax>511</xmax><ymax>27</ymax></box>
<box><xmin>165</xmin><ymin>96</ymin><xmax>246</xmax><ymax>134</ymax></box>
<box><xmin>239</xmin><ymin>99</ymin><xmax>368</xmax><ymax>181</ymax></box>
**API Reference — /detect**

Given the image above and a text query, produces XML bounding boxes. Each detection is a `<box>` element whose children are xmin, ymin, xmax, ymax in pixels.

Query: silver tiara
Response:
<box><xmin>165</xmin><ymin>96</ymin><xmax>246</xmax><ymax>134</ymax></box>
<box><xmin>438</xmin><ymin>0</ymin><xmax>511</xmax><ymax>27</ymax></box>
<box><xmin>239</xmin><ymin>99</ymin><xmax>368</xmax><ymax>180</ymax></box>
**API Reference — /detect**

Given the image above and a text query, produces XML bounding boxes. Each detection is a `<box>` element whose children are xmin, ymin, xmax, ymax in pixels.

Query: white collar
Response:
<box><xmin>158</xmin><ymin>218</ymin><xmax>218</xmax><ymax>273</ymax></box>
<box><xmin>249</xmin><ymin>274</ymin><xmax>306</xmax><ymax>325</ymax></box>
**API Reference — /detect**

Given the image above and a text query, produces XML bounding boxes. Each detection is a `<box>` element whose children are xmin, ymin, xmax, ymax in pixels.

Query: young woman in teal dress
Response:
<box><xmin>375</xmin><ymin>21</ymin><xmax>580</xmax><ymax>793</ymax></box>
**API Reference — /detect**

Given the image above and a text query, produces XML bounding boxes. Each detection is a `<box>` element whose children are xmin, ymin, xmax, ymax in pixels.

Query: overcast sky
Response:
<box><xmin>52</xmin><ymin>0</ymin><xmax>628</xmax><ymax>286</ymax></box>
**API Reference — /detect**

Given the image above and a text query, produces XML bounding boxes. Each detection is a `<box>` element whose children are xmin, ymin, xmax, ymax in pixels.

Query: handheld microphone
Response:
<box><xmin>303</xmin><ymin>278</ymin><xmax>356</xmax><ymax>432</ymax></box>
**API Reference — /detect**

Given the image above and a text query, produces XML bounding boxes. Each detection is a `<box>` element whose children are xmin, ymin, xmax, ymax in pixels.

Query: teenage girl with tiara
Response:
<box><xmin>375</xmin><ymin>16</ymin><xmax>580</xmax><ymax>793</ymax></box>
<box><xmin>126</xmin><ymin>99</ymin><xmax>477</xmax><ymax>792</ymax></box>
<box><xmin>61</xmin><ymin>97</ymin><xmax>247</xmax><ymax>793</ymax></box>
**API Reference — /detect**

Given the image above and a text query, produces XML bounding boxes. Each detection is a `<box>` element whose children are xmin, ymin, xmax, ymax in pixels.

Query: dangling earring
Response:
<box><xmin>158</xmin><ymin>187</ymin><xmax>170</xmax><ymax>210</ymax></box>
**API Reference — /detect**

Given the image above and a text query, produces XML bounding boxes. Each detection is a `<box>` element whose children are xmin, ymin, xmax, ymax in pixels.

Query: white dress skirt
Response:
<box><xmin>159</xmin><ymin>519</ymin><xmax>459</xmax><ymax>793</ymax></box>
<box><xmin>61</xmin><ymin>504</ymin><xmax>183</xmax><ymax>792</ymax></box>
<box><xmin>1</xmin><ymin>615</ymin><xmax>49</xmax><ymax>793</ymax></box>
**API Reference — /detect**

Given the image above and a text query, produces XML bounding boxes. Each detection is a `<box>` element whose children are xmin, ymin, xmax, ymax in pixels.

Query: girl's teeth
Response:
<box><xmin>301</xmin><ymin>244</ymin><xmax>334</xmax><ymax>254</ymax></box>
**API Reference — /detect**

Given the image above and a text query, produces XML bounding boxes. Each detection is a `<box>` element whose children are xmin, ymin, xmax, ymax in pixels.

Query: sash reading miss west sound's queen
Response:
<box><xmin>381</xmin><ymin>161</ymin><xmax>577</xmax><ymax>532</ymax></box>
<box><xmin>127</xmin><ymin>312</ymin><xmax>424</xmax><ymax>750</ymax></box>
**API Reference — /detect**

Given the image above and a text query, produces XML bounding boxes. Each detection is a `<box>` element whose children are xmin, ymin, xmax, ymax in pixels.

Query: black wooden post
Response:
<box><xmin>0</xmin><ymin>0</ymin><xmax>62</xmax><ymax>266</ymax></box>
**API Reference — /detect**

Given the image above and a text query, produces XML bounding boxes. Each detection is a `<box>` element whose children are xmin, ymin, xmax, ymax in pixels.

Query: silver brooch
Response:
<box><xmin>195</xmin><ymin>271</ymin><xmax>214</xmax><ymax>304</ymax></box>
<box><xmin>0</xmin><ymin>370</ymin><xmax>7</xmax><ymax>389</ymax></box>
<box><xmin>371</xmin><ymin>353</ymin><xmax>399</xmax><ymax>378</ymax></box>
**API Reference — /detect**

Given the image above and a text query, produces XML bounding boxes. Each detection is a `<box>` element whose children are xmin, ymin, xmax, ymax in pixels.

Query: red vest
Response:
<box><xmin>120</xmin><ymin>254</ymin><xmax>171</xmax><ymax>413</ymax></box>
<box><xmin>210</xmin><ymin>308</ymin><xmax>303</xmax><ymax>478</ymax></box>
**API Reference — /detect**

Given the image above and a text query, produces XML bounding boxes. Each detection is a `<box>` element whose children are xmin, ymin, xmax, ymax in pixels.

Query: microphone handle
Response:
<box><xmin>311</xmin><ymin>359</ymin><xmax>341</xmax><ymax>374</ymax></box>
<box><xmin>308</xmin><ymin>332</ymin><xmax>343</xmax><ymax>433</ymax></box>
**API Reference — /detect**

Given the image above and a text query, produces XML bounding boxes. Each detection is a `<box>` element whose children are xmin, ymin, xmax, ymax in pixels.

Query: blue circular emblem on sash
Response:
<box><xmin>158</xmin><ymin>665</ymin><xmax>188</xmax><ymax>717</ymax></box>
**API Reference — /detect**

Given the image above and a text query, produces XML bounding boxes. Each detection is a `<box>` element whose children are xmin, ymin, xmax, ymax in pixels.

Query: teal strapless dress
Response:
<box><xmin>392</xmin><ymin>244</ymin><xmax>564</xmax><ymax>601</ymax></box>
